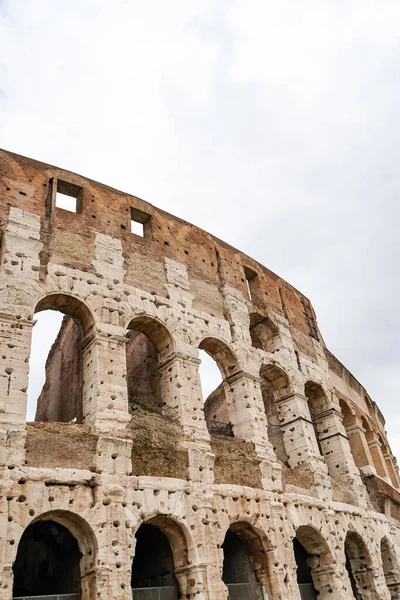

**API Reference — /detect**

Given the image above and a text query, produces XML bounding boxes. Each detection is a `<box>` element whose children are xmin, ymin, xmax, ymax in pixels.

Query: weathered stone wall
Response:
<box><xmin>1</xmin><ymin>149</ymin><xmax>400</xmax><ymax>600</ymax></box>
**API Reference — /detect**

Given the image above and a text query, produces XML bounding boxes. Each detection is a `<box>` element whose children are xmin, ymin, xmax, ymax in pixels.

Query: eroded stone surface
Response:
<box><xmin>0</xmin><ymin>149</ymin><xmax>400</xmax><ymax>599</ymax></box>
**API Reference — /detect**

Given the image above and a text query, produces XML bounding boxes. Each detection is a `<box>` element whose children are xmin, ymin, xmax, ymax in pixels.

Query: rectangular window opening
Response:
<box><xmin>56</xmin><ymin>192</ymin><xmax>77</xmax><ymax>212</ymax></box>
<box><xmin>55</xmin><ymin>179</ymin><xmax>83</xmax><ymax>213</ymax></box>
<box><xmin>130</xmin><ymin>206</ymin><xmax>150</xmax><ymax>238</ymax></box>
<box><xmin>244</xmin><ymin>266</ymin><xmax>258</xmax><ymax>302</ymax></box>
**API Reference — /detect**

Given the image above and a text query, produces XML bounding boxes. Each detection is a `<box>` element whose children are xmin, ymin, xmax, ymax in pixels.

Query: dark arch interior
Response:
<box><xmin>131</xmin><ymin>524</ymin><xmax>180</xmax><ymax>596</ymax></box>
<box><xmin>222</xmin><ymin>529</ymin><xmax>264</xmax><ymax>598</ymax></box>
<box><xmin>12</xmin><ymin>520</ymin><xmax>82</xmax><ymax>597</ymax></box>
<box><xmin>126</xmin><ymin>330</ymin><xmax>163</xmax><ymax>413</ymax></box>
<box><xmin>345</xmin><ymin>532</ymin><xmax>368</xmax><ymax>600</ymax></box>
<box><xmin>293</xmin><ymin>538</ymin><xmax>317</xmax><ymax>600</ymax></box>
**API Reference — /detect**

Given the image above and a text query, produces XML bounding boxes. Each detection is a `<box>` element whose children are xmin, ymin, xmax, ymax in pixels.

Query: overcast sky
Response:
<box><xmin>1</xmin><ymin>0</ymin><xmax>400</xmax><ymax>459</ymax></box>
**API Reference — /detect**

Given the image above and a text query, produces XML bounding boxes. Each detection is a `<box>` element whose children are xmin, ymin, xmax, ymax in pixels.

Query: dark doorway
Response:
<box><xmin>222</xmin><ymin>529</ymin><xmax>264</xmax><ymax>599</ymax></box>
<box><xmin>294</xmin><ymin>538</ymin><xmax>317</xmax><ymax>600</ymax></box>
<box><xmin>131</xmin><ymin>524</ymin><xmax>180</xmax><ymax>598</ymax></box>
<box><xmin>12</xmin><ymin>520</ymin><xmax>82</xmax><ymax>597</ymax></box>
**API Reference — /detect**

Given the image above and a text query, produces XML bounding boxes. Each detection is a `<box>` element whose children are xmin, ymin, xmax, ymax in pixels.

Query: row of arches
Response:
<box><xmin>11</xmin><ymin>510</ymin><xmax>399</xmax><ymax>600</ymax></box>
<box><xmin>340</xmin><ymin>398</ymin><xmax>400</xmax><ymax>488</ymax></box>
<box><xmin>27</xmin><ymin>292</ymin><xmax>397</xmax><ymax>489</ymax></box>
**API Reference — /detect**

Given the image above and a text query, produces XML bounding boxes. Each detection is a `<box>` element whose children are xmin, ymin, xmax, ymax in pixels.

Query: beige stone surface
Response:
<box><xmin>0</xmin><ymin>149</ymin><xmax>400</xmax><ymax>599</ymax></box>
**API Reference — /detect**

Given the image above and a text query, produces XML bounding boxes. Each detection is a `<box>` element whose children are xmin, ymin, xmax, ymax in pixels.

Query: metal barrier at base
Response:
<box><xmin>131</xmin><ymin>587</ymin><xmax>178</xmax><ymax>600</ymax></box>
<box><xmin>226</xmin><ymin>583</ymin><xmax>265</xmax><ymax>599</ymax></box>
<box><xmin>298</xmin><ymin>583</ymin><xmax>317</xmax><ymax>600</ymax></box>
<box><xmin>14</xmin><ymin>595</ymin><xmax>80</xmax><ymax>600</ymax></box>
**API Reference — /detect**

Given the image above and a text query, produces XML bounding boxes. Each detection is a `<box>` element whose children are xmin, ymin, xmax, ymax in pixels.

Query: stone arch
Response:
<box><xmin>32</xmin><ymin>293</ymin><xmax>96</xmax><ymax>424</ymax></box>
<box><xmin>127</xmin><ymin>315</ymin><xmax>175</xmax><ymax>360</ymax></box>
<box><xmin>35</xmin><ymin>292</ymin><xmax>95</xmax><ymax>334</ymax></box>
<box><xmin>344</xmin><ymin>530</ymin><xmax>379</xmax><ymax>600</ymax></box>
<box><xmin>339</xmin><ymin>398</ymin><xmax>356</xmax><ymax>429</ymax></box>
<box><xmin>380</xmin><ymin>536</ymin><xmax>400</xmax><ymax>599</ymax></box>
<box><xmin>199</xmin><ymin>337</ymin><xmax>240</xmax><ymax>380</ymax></box>
<box><xmin>126</xmin><ymin>315</ymin><xmax>175</xmax><ymax>413</ymax></box>
<box><xmin>339</xmin><ymin>398</ymin><xmax>370</xmax><ymax>473</ymax></box>
<box><xmin>249</xmin><ymin>312</ymin><xmax>281</xmax><ymax>353</ymax></box>
<box><xmin>131</xmin><ymin>515</ymin><xmax>193</xmax><ymax>598</ymax></box>
<box><xmin>304</xmin><ymin>381</ymin><xmax>330</xmax><ymax>457</ymax></box>
<box><xmin>199</xmin><ymin>337</ymin><xmax>240</xmax><ymax>436</ymax></box>
<box><xmin>362</xmin><ymin>418</ymin><xmax>389</xmax><ymax>480</ymax></box>
<box><xmin>12</xmin><ymin>509</ymin><xmax>97</xmax><ymax>600</ymax></box>
<box><xmin>259</xmin><ymin>363</ymin><xmax>290</xmax><ymax>464</ymax></box>
<box><xmin>222</xmin><ymin>521</ymin><xmax>273</xmax><ymax>599</ymax></box>
<box><xmin>293</xmin><ymin>525</ymin><xmax>336</xmax><ymax>600</ymax></box>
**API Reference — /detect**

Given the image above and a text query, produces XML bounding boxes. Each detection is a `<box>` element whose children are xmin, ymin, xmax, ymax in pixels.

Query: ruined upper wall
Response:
<box><xmin>0</xmin><ymin>149</ymin><xmax>315</xmax><ymax>346</ymax></box>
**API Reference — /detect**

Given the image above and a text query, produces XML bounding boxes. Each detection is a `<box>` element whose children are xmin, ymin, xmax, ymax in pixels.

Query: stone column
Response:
<box><xmin>345</xmin><ymin>424</ymin><xmax>376</xmax><ymax>474</ymax></box>
<box><xmin>276</xmin><ymin>392</ymin><xmax>331</xmax><ymax>499</ymax></box>
<box><xmin>368</xmin><ymin>435</ymin><xmax>392</xmax><ymax>483</ymax></box>
<box><xmin>175</xmin><ymin>563</ymin><xmax>209</xmax><ymax>600</ymax></box>
<box><xmin>0</xmin><ymin>207</ymin><xmax>44</xmax><ymax>467</ymax></box>
<box><xmin>308</xmin><ymin>561</ymin><xmax>347</xmax><ymax>600</ymax></box>
<box><xmin>223</xmin><ymin>372</ymin><xmax>282</xmax><ymax>490</ymax></box>
<box><xmin>81</xmin><ymin>329</ymin><xmax>130</xmax><ymax>431</ymax></box>
<box><xmin>81</xmin><ymin>329</ymin><xmax>132</xmax><ymax>475</ymax></box>
<box><xmin>313</xmin><ymin>407</ymin><xmax>368</xmax><ymax>506</ymax></box>
<box><xmin>383</xmin><ymin>452</ymin><xmax>400</xmax><ymax>489</ymax></box>
<box><xmin>0</xmin><ymin>496</ymin><xmax>12</xmax><ymax>600</ymax></box>
<box><xmin>0</xmin><ymin>313</ymin><xmax>34</xmax><ymax>467</ymax></box>
<box><xmin>159</xmin><ymin>352</ymin><xmax>214</xmax><ymax>484</ymax></box>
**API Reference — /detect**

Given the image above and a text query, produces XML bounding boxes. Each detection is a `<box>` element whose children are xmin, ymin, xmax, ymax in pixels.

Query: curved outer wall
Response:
<box><xmin>0</xmin><ymin>149</ymin><xmax>400</xmax><ymax>599</ymax></box>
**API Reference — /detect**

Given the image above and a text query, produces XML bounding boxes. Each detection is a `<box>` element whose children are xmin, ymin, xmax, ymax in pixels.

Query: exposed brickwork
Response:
<box><xmin>1</xmin><ymin>149</ymin><xmax>400</xmax><ymax>600</ymax></box>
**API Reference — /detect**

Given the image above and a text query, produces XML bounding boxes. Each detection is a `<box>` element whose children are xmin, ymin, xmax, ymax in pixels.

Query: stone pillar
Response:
<box><xmin>159</xmin><ymin>353</ymin><xmax>214</xmax><ymax>484</ymax></box>
<box><xmin>224</xmin><ymin>372</ymin><xmax>282</xmax><ymax>490</ymax></box>
<box><xmin>159</xmin><ymin>353</ymin><xmax>209</xmax><ymax>444</ymax></box>
<box><xmin>368</xmin><ymin>435</ymin><xmax>392</xmax><ymax>483</ymax></box>
<box><xmin>81</xmin><ymin>329</ymin><xmax>132</xmax><ymax>475</ymax></box>
<box><xmin>345</xmin><ymin>424</ymin><xmax>376</xmax><ymax>474</ymax></box>
<box><xmin>313</xmin><ymin>407</ymin><xmax>368</xmax><ymax>506</ymax></box>
<box><xmin>81</xmin><ymin>330</ymin><xmax>130</xmax><ymax>431</ymax></box>
<box><xmin>383</xmin><ymin>452</ymin><xmax>400</xmax><ymax>489</ymax></box>
<box><xmin>277</xmin><ymin>392</ymin><xmax>322</xmax><ymax>465</ymax></box>
<box><xmin>0</xmin><ymin>313</ymin><xmax>33</xmax><ymax>467</ymax></box>
<box><xmin>308</xmin><ymin>561</ymin><xmax>348</xmax><ymax>600</ymax></box>
<box><xmin>0</xmin><ymin>207</ymin><xmax>44</xmax><ymax>467</ymax></box>
<box><xmin>276</xmin><ymin>392</ymin><xmax>331</xmax><ymax>499</ymax></box>
<box><xmin>175</xmin><ymin>563</ymin><xmax>209</xmax><ymax>600</ymax></box>
<box><xmin>0</xmin><ymin>496</ymin><xmax>12</xmax><ymax>600</ymax></box>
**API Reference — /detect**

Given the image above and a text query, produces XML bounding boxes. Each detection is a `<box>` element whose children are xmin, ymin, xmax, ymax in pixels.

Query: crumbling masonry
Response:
<box><xmin>1</xmin><ymin>149</ymin><xmax>400</xmax><ymax>600</ymax></box>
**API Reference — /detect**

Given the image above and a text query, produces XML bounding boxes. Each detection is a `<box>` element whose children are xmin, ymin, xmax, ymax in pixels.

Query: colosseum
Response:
<box><xmin>0</xmin><ymin>148</ymin><xmax>400</xmax><ymax>600</ymax></box>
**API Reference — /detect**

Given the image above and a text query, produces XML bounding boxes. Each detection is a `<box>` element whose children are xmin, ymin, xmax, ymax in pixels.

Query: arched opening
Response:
<box><xmin>339</xmin><ymin>399</ymin><xmax>369</xmax><ymax>473</ymax></box>
<box><xmin>13</xmin><ymin>520</ymin><xmax>82</xmax><ymax>598</ymax></box>
<box><xmin>259</xmin><ymin>363</ymin><xmax>289</xmax><ymax>465</ymax></box>
<box><xmin>362</xmin><ymin>418</ymin><xmax>389</xmax><ymax>480</ymax></box>
<box><xmin>249</xmin><ymin>313</ymin><xmax>281</xmax><ymax>353</ymax></box>
<box><xmin>28</xmin><ymin>294</ymin><xmax>94</xmax><ymax>424</ymax></box>
<box><xmin>131</xmin><ymin>517</ymin><xmax>189</xmax><ymax>599</ymax></box>
<box><xmin>222</xmin><ymin>523</ymin><xmax>270</xmax><ymax>599</ymax></box>
<box><xmin>126</xmin><ymin>316</ymin><xmax>174</xmax><ymax>414</ymax></box>
<box><xmin>294</xmin><ymin>525</ymin><xmax>334</xmax><ymax>600</ymax></box>
<box><xmin>294</xmin><ymin>539</ymin><xmax>317</xmax><ymax>600</ymax></box>
<box><xmin>200</xmin><ymin>338</ymin><xmax>239</xmax><ymax>437</ymax></box>
<box><xmin>344</xmin><ymin>531</ymin><xmax>377</xmax><ymax>600</ymax></box>
<box><xmin>304</xmin><ymin>382</ymin><xmax>328</xmax><ymax>457</ymax></box>
<box><xmin>381</xmin><ymin>537</ymin><xmax>400</xmax><ymax>599</ymax></box>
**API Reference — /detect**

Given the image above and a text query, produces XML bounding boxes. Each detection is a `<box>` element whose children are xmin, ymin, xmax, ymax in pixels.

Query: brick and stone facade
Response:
<box><xmin>1</xmin><ymin>149</ymin><xmax>400</xmax><ymax>599</ymax></box>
